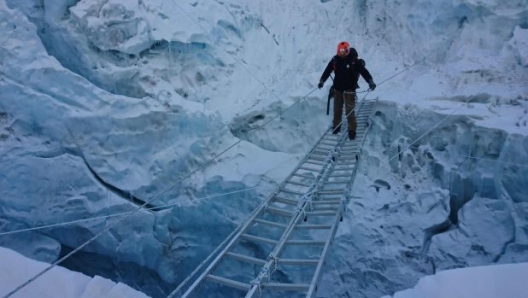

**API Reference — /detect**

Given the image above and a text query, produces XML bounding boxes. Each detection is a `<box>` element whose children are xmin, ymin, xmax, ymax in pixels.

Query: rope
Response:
<box><xmin>453</xmin><ymin>154</ymin><xmax>528</xmax><ymax>169</ymax></box>
<box><xmin>0</xmin><ymin>187</ymin><xmax>258</xmax><ymax>237</ymax></box>
<box><xmin>386</xmin><ymin>87</ymin><xmax>488</xmax><ymax>164</ymax></box>
<box><xmin>2</xmin><ymin>185</ymin><xmax>257</xmax><ymax>298</ymax></box>
<box><xmin>166</xmin><ymin>203</ymin><xmax>270</xmax><ymax>298</ymax></box>
<box><xmin>376</xmin><ymin>57</ymin><xmax>426</xmax><ymax>87</ymax></box>
<box><xmin>2</xmin><ymin>83</ymin><xmax>317</xmax><ymax>298</ymax></box>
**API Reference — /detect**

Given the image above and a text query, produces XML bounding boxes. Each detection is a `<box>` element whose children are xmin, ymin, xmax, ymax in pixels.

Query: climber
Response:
<box><xmin>318</xmin><ymin>41</ymin><xmax>376</xmax><ymax>140</ymax></box>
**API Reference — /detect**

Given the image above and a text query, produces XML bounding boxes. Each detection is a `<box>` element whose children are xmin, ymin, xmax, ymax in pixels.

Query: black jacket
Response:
<box><xmin>320</xmin><ymin>49</ymin><xmax>374</xmax><ymax>92</ymax></box>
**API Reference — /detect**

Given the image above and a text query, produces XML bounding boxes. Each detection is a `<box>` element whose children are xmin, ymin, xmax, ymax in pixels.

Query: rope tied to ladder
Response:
<box><xmin>269</xmin><ymin>253</ymin><xmax>280</xmax><ymax>274</ymax></box>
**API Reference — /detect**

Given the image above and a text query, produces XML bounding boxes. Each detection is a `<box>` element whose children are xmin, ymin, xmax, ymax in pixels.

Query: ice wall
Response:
<box><xmin>317</xmin><ymin>101</ymin><xmax>528</xmax><ymax>297</ymax></box>
<box><xmin>1</xmin><ymin>0</ymin><xmax>527</xmax><ymax>297</ymax></box>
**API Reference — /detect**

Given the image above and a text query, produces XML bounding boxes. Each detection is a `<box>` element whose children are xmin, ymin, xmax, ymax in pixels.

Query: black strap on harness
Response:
<box><xmin>327</xmin><ymin>75</ymin><xmax>334</xmax><ymax>115</ymax></box>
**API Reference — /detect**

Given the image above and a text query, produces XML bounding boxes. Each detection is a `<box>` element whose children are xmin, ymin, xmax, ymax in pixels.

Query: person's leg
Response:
<box><xmin>344</xmin><ymin>91</ymin><xmax>357</xmax><ymax>139</ymax></box>
<box><xmin>333</xmin><ymin>90</ymin><xmax>344</xmax><ymax>133</ymax></box>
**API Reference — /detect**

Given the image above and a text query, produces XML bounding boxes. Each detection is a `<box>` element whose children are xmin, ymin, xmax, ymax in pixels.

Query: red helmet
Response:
<box><xmin>337</xmin><ymin>41</ymin><xmax>350</xmax><ymax>57</ymax></box>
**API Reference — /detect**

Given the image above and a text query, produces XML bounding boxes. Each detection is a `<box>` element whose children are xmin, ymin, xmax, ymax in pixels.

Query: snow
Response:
<box><xmin>0</xmin><ymin>246</ymin><xmax>149</xmax><ymax>298</ymax></box>
<box><xmin>0</xmin><ymin>0</ymin><xmax>527</xmax><ymax>297</ymax></box>
<box><xmin>382</xmin><ymin>262</ymin><xmax>528</xmax><ymax>298</ymax></box>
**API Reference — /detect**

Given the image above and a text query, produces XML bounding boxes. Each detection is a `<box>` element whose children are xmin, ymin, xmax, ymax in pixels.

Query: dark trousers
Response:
<box><xmin>333</xmin><ymin>90</ymin><xmax>357</xmax><ymax>132</ymax></box>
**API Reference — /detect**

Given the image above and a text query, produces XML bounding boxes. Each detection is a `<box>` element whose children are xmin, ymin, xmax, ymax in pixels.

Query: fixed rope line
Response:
<box><xmin>0</xmin><ymin>187</ymin><xmax>258</xmax><ymax>237</ymax></box>
<box><xmin>455</xmin><ymin>154</ymin><xmax>528</xmax><ymax>169</ymax></box>
<box><xmin>255</xmin><ymin>88</ymin><xmax>317</xmax><ymax>129</ymax></box>
<box><xmin>168</xmin><ymin>193</ymin><xmax>272</xmax><ymax>298</ymax></box>
<box><xmin>376</xmin><ymin>57</ymin><xmax>427</xmax><ymax>87</ymax></box>
<box><xmin>386</xmin><ymin>87</ymin><xmax>494</xmax><ymax>165</ymax></box>
<box><xmin>2</xmin><ymin>85</ymin><xmax>317</xmax><ymax>298</ymax></box>
<box><xmin>385</xmin><ymin>77</ymin><xmax>525</xmax><ymax>165</ymax></box>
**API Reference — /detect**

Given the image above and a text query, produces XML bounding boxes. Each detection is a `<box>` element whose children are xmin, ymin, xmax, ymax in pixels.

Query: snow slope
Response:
<box><xmin>0</xmin><ymin>246</ymin><xmax>149</xmax><ymax>298</ymax></box>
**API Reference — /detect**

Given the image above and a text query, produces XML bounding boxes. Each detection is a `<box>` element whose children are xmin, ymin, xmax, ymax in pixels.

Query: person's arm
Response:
<box><xmin>358</xmin><ymin>62</ymin><xmax>376</xmax><ymax>90</ymax></box>
<box><xmin>318</xmin><ymin>58</ymin><xmax>334</xmax><ymax>88</ymax></box>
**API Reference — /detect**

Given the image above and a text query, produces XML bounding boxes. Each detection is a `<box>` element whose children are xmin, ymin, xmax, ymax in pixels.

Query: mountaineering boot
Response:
<box><xmin>348</xmin><ymin>130</ymin><xmax>356</xmax><ymax>140</ymax></box>
<box><xmin>332</xmin><ymin>124</ymin><xmax>341</xmax><ymax>134</ymax></box>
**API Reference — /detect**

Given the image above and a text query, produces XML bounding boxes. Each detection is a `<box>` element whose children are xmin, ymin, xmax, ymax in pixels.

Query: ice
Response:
<box><xmin>1</xmin><ymin>0</ymin><xmax>527</xmax><ymax>296</ymax></box>
<box><xmin>381</xmin><ymin>262</ymin><xmax>528</xmax><ymax>298</ymax></box>
<box><xmin>0</xmin><ymin>246</ymin><xmax>149</xmax><ymax>298</ymax></box>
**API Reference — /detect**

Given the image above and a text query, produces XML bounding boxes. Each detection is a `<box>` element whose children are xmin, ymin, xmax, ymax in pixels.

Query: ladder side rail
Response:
<box><xmin>245</xmin><ymin>129</ymin><xmax>344</xmax><ymax>297</ymax></box>
<box><xmin>276</xmin><ymin>126</ymin><xmax>334</xmax><ymax>196</ymax></box>
<box><xmin>306</xmin><ymin>203</ymin><xmax>344</xmax><ymax>298</ymax></box>
<box><xmin>345</xmin><ymin>98</ymin><xmax>379</xmax><ymax>202</ymax></box>
<box><xmin>303</xmin><ymin>98</ymin><xmax>377</xmax><ymax>296</ymax></box>
<box><xmin>244</xmin><ymin>205</ymin><xmax>307</xmax><ymax>298</ymax></box>
<box><xmin>180</xmin><ymin>205</ymin><xmax>268</xmax><ymax>297</ymax></box>
<box><xmin>177</xmin><ymin>126</ymin><xmax>335</xmax><ymax>296</ymax></box>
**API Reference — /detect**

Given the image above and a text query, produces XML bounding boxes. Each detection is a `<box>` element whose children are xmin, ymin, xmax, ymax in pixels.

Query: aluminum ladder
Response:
<box><xmin>176</xmin><ymin>99</ymin><xmax>378</xmax><ymax>298</ymax></box>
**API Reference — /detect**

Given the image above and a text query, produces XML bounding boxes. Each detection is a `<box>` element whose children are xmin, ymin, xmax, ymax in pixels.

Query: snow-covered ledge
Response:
<box><xmin>0</xmin><ymin>246</ymin><xmax>149</xmax><ymax>298</ymax></box>
<box><xmin>382</xmin><ymin>262</ymin><xmax>528</xmax><ymax>298</ymax></box>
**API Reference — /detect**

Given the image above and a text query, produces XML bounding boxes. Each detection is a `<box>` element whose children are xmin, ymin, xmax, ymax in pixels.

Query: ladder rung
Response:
<box><xmin>334</xmin><ymin>163</ymin><xmax>356</xmax><ymax>169</ymax></box>
<box><xmin>296</xmin><ymin>224</ymin><xmax>332</xmax><ymax>229</ymax></box>
<box><xmin>340</xmin><ymin>145</ymin><xmax>359</xmax><ymax>148</ymax></box>
<box><xmin>286</xmin><ymin>180</ymin><xmax>312</xmax><ymax>187</ymax></box>
<box><xmin>305</xmin><ymin>160</ymin><xmax>325</xmax><ymax>166</ymax></box>
<box><xmin>299</xmin><ymin>166</ymin><xmax>319</xmax><ymax>172</ymax></box>
<box><xmin>338</xmin><ymin>152</ymin><xmax>358</xmax><ymax>156</ymax></box>
<box><xmin>329</xmin><ymin>174</ymin><xmax>351</xmax><ymax>178</ymax></box>
<box><xmin>241</xmin><ymin>234</ymin><xmax>277</xmax><ymax>245</ymax></box>
<box><xmin>336</xmin><ymin>155</ymin><xmax>357</xmax><ymax>159</ymax></box>
<box><xmin>311</xmin><ymin>150</ymin><xmax>329</xmax><ymax>156</ymax></box>
<box><xmin>333</xmin><ymin>163</ymin><xmax>355</xmax><ymax>167</ymax></box>
<box><xmin>331</xmin><ymin>168</ymin><xmax>354</xmax><ymax>172</ymax></box>
<box><xmin>280</xmin><ymin>189</ymin><xmax>304</xmax><ymax>196</ymax></box>
<box><xmin>308</xmin><ymin>156</ymin><xmax>326</xmax><ymax>162</ymax></box>
<box><xmin>325</xmin><ymin>180</ymin><xmax>349</xmax><ymax>184</ymax></box>
<box><xmin>317</xmin><ymin>195</ymin><xmax>342</xmax><ymax>200</ymax></box>
<box><xmin>312</xmin><ymin>199</ymin><xmax>342</xmax><ymax>205</ymax></box>
<box><xmin>318</xmin><ymin>190</ymin><xmax>343</xmax><ymax>194</ymax></box>
<box><xmin>306</xmin><ymin>210</ymin><xmax>338</xmax><ymax>216</ymax></box>
<box><xmin>287</xmin><ymin>240</ymin><xmax>326</xmax><ymax>246</ymax></box>
<box><xmin>339</xmin><ymin>150</ymin><xmax>358</xmax><ymax>154</ymax></box>
<box><xmin>225</xmin><ymin>252</ymin><xmax>266</xmax><ymax>266</ymax></box>
<box><xmin>293</xmin><ymin>173</ymin><xmax>314</xmax><ymax>179</ymax></box>
<box><xmin>340</xmin><ymin>147</ymin><xmax>358</xmax><ymax>151</ymax></box>
<box><xmin>273</xmin><ymin>196</ymin><xmax>298</xmax><ymax>205</ymax></box>
<box><xmin>253</xmin><ymin>218</ymin><xmax>288</xmax><ymax>228</ymax></box>
<box><xmin>278</xmin><ymin>258</ymin><xmax>319</xmax><ymax>265</ymax></box>
<box><xmin>206</xmin><ymin>274</ymin><xmax>251</xmax><ymax>291</ymax></box>
<box><xmin>321</xmin><ymin>141</ymin><xmax>337</xmax><ymax>146</ymax></box>
<box><xmin>312</xmin><ymin>206</ymin><xmax>339</xmax><ymax>212</ymax></box>
<box><xmin>267</xmin><ymin>206</ymin><xmax>293</xmax><ymax>217</ymax></box>
<box><xmin>261</xmin><ymin>283</ymin><xmax>310</xmax><ymax>292</ymax></box>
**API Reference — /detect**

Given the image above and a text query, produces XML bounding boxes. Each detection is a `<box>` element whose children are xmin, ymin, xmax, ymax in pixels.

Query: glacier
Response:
<box><xmin>0</xmin><ymin>246</ymin><xmax>149</xmax><ymax>298</ymax></box>
<box><xmin>0</xmin><ymin>0</ymin><xmax>527</xmax><ymax>297</ymax></box>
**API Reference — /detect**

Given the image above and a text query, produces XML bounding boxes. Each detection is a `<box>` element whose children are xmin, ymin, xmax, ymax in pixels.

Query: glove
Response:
<box><xmin>317</xmin><ymin>81</ymin><xmax>324</xmax><ymax>89</ymax></box>
<box><xmin>368</xmin><ymin>80</ymin><xmax>376</xmax><ymax>91</ymax></box>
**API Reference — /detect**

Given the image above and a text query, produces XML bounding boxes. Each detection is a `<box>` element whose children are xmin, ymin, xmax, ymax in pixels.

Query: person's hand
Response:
<box><xmin>317</xmin><ymin>81</ymin><xmax>324</xmax><ymax>89</ymax></box>
<box><xmin>368</xmin><ymin>81</ymin><xmax>376</xmax><ymax>91</ymax></box>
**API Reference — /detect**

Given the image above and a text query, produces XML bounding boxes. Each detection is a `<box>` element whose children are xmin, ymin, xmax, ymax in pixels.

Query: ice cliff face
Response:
<box><xmin>1</xmin><ymin>0</ymin><xmax>527</xmax><ymax>297</ymax></box>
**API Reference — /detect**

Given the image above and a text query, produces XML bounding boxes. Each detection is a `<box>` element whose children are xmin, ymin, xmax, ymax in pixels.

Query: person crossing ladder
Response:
<box><xmin>318</xmin><ymin>41</ymin><xmax>376</xmax><ymax>140</ymax></box>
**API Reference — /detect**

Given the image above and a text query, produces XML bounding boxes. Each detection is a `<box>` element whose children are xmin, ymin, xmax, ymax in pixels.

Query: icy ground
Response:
<box><xmin>0</xmin><ymin>246</ymin><xmax>149</xmax><ymax>298</ymax></box>
<box><xmin>0</xmin><ymin>0</ymin><xmax>527</xmax><ymax>297</ymax></box>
